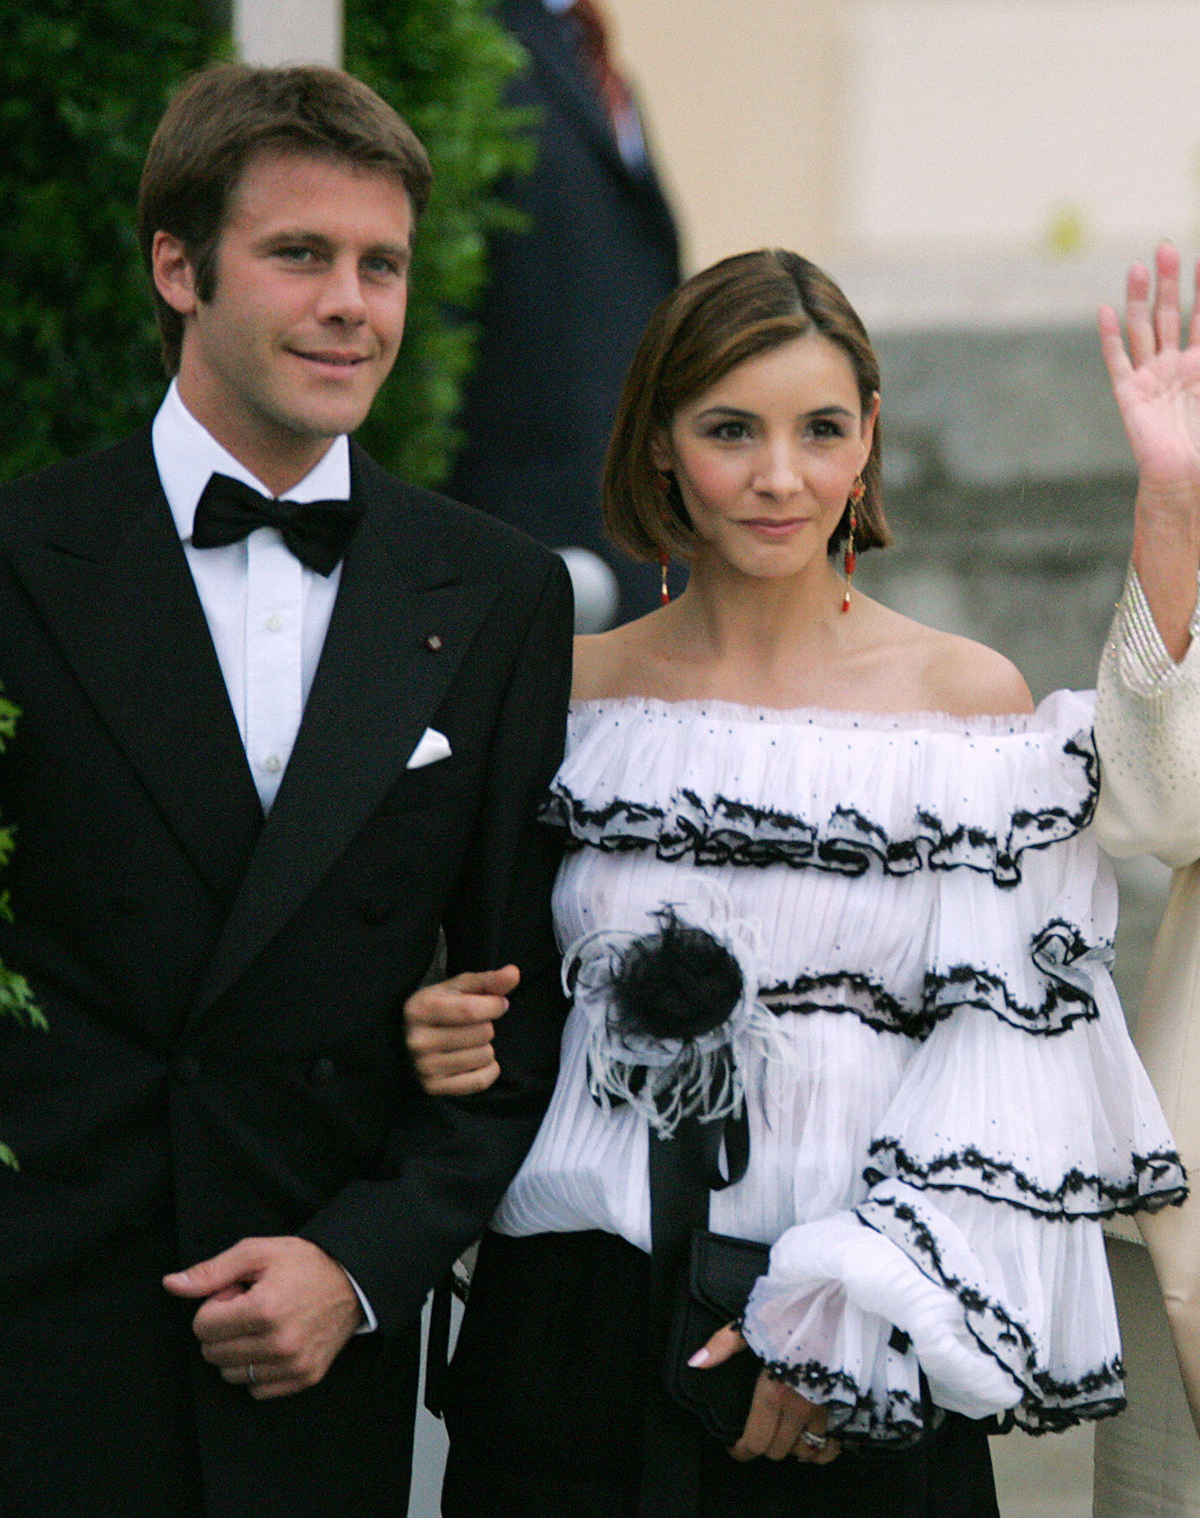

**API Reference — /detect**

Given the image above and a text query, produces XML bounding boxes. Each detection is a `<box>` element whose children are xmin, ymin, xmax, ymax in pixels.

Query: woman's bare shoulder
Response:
<box><xmin>572</xmin><ymin>614</ymin><xmax>664</xmax><ymax>700</ymax></box>
<box><xmin>848</xmin><ymin>599</ymin><xmax>1032</xmax><ymax>717</ymax></box>
<box><xmin>913</xmin><ymin>624</ymin><xmax>1034</xmax><ymax>717</ymax></box>
<box><xmin>570</xmin><ymin>633</ymin><xmax>617</xmax><ymax>700</ymax></box>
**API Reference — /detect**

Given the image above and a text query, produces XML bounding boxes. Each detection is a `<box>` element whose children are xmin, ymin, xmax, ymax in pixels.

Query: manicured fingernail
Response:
<box><xmin>688</xmin><ymin>1348</ymin><xmax>710</xmax><ymax>1368</ymax></box>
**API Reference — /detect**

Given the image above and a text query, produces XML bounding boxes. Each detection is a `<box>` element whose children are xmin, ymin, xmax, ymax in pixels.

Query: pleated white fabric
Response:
<box><xmin>491</xmin><ymin>691</ymin><xmax>1185</xmax><ymax>1443</ymax></box>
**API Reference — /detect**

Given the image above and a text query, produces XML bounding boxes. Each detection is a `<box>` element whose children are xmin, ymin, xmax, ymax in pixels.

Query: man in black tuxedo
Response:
<box><xmin>0</xmin><ymin>63</ymin><xmax>571</xmax><ymax>1517</ymax></box>
<box><xmin>447</xmin><ymin>0</ymin><xmax>681</xmax><ymax>622</ymax></box>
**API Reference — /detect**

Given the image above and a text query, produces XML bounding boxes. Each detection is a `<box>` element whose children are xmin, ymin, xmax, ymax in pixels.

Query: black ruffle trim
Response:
<box><xmin>858</xmin><ymin>1192</ymin><xmax>1127</xmax><ymax>1433</ymax></box>
<box><xmin>863</xmin><ymin>1140</ymin><xmax>1188</xmax><ymax>1219</ymax></box>
<box><xmin>760</xmin><ymin>1360</ymin><xmax>929</xmax><ymax>1450</ymax></box>
<box><xmin>760</xmin><ymin>971</ymin><xmax>925</xmax><ymax>1036</ymax></box>
<box><xmin>541</xmin><ymin>733</ymin><xmax>1097</xmax><ymax>888</ymax></box>
<box><xmin>757</xmin><ymin>918</ymin><xmax>1111</xmax><ymax>1040</ymax></box>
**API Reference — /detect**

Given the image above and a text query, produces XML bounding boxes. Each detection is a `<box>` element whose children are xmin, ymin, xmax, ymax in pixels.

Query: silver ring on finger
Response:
<box><xmin>799</xmin><ymin>1427</ymin><xmax>827</xmax><ymax>1450</ymax></box>
<box><xmin>246</xmin><ymin>1363</ymin><xmax>258</xmax><ymax>1387</ymax></box>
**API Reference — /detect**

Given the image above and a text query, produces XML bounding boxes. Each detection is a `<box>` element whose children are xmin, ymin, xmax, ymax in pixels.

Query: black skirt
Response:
<box><xmin>441</xmin><ymin>1229</ymin><xmax>1000</xmax><ymax>1518</ymax></box>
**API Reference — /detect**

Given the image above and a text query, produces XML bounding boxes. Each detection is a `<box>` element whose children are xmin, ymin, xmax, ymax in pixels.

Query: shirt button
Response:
<box><xmin>266</xmin><ymin>614</ymin><xmax>283</xmax><ymax>632</ymax></box>
<box><xmin>263</xmin><ymin>755</ymin><xmax>282</xmax><ymax>774</ymax></box>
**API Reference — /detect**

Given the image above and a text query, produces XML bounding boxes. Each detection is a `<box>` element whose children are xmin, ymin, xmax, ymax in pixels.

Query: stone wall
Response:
<box><xmin>857</xmin><ymin>323</ymin><xmax>1169</xmax><ymax>1015</ymax></box>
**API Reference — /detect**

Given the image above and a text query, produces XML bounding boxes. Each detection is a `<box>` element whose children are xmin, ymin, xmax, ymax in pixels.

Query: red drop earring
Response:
<box><xmin>841</xmin><ymin>477</ymin><xmax>865</xmax><ymax>614</ymax></box>
<box><xmin>655</xmin><ymin>470</ymin><xmax>673</xmax><ymax>605</ymax></box>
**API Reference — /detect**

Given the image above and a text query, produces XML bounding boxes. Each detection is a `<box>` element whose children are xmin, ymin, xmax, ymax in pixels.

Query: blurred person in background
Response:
<box><xmin>1093</xmin><ymin>242</ymin><xmax>1200</xmax><ymax>1518</ymax></box>
<box><xmin>447</xmin><ymin>0</ymin><xmax>681</xmax><ymax>629</ymax></box>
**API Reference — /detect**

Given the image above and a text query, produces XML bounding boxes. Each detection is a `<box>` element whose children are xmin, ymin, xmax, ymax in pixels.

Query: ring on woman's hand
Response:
<box><xmin>799</xmin><ymin>1427</ymin><xmax>827</xmax><ymax>1450</ymax></box>
<box><xmin>246</xmin><ymin>1363</ymin><xmax>258</xmax><ymax>1387</ymax></box>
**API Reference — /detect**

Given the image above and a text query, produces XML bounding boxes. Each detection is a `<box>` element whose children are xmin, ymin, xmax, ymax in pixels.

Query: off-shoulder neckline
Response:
<box><xmin>568</xmin><ymin>691</ymin><xmax>1087</xmax><ymax>738</ymax></box>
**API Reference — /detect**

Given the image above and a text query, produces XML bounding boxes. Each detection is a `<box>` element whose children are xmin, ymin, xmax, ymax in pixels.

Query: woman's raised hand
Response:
<box><xmin>1098</xmin><ymin>243</ymin><xmax>1200</xmax><ymax>659</ymax></box>
<box><xmin>1099</xmin><ymin>243</ymin><xmax>1200</xmax><ymax>491</ymax></box>
<box><xmin>403</xmin><ymin>965</ymin><xmax>517</xmax><ymax>1095</ymax></box>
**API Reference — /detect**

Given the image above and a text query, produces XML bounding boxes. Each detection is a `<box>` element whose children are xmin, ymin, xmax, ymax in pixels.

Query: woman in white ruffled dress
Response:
<box><xmin>405</xmin><ymin>250</ymin><xmax>1185</xmax><ymax>1517</ymax></box>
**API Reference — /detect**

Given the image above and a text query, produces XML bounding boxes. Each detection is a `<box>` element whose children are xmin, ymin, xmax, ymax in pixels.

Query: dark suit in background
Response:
<box><xmin>447</xmin><ymin>0</ymin><xmax>681</xmax><ymax>623</ymax></box>
<box><xmin>0</xmin><ymin>431</ymin><xmax>572</xmax><ymax>1516</ymax></box>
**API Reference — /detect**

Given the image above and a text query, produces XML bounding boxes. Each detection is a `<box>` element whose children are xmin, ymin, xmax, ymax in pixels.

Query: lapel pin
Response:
<box><xmin>424</xmin><ymin>633</ymin><xmax>443</xmax><ymax>652</ymax></box>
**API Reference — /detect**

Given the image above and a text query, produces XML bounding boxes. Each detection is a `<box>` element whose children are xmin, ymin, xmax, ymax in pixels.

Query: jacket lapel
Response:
<box><xmin>188</xmin><ymin>461</ymin><xmax>499</xmax><ymax>1020</ymax></box>
<box><xmin>9</xmin><ymin>432</ymin><xmax>263</xmax><ymax>908</ymax></box>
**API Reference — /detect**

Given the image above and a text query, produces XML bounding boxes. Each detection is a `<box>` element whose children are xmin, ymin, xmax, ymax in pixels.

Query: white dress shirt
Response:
<box><xmin>151</xmin><ymin>382</ymin><xmax>377</xmax><ymax>1330</ymax></box>
<box><xmin>151</xmin><ymin>379</ymin><xmax>348</xmax><ymax>812</ymax></box>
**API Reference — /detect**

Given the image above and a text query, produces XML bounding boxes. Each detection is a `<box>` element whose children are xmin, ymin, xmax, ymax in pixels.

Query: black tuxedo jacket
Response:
<box><xmin>0</xmin><ymin>428</ymin><xmax>572</xmax><ymax>1516</ymax></box>
<box><xmin>448</xmin><ymin>0</ymin><xmax>681</xmax><ymax>620</ymax></box>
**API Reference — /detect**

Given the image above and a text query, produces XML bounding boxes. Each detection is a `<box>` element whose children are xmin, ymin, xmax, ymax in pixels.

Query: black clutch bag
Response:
<box><xmin>664</xmin><ymin>1228</ymin><xmax>769</xmax><ymax>1445</ymax></box>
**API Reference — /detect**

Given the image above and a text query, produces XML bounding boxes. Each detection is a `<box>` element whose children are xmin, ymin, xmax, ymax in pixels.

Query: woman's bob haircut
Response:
<box><xmin>603</xmin><ymin>249</ymin><xmax>890</xmax><ymax>563</ymax></box>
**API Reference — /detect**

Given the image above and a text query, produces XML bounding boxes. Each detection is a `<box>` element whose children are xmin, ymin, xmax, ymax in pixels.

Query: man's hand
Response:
<box><xmin>163</xmin><ymin>1236</ymin><xmax>365</xmax><ymax>1399</ymax></box>
<box><xmin>404</xmin><ymin>965</ymin><xmax>517</xmax><ymax>1095</ymax></box>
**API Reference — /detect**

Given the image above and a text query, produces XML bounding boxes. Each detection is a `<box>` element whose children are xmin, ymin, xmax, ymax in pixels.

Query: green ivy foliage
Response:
<box><xmin>345</xmin><ymin>0</ymin><xmax>534</xmax><ymax>485</ymax></box>
<box><xmin>0</xmin><ymin>691</ymin><xmax>45</xmax><ymax>1170</ymax></box>
<box><xmin>0</xmin><ymin>1</ymin><xmax>220</xmax><ymax>481</ymax></box>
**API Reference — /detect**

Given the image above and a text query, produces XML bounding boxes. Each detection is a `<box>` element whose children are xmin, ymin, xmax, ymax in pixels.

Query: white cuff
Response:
<box><xmin>1111</xmin><ymin>566</ymin><xmax>1200</xmax><ymax>694</ymax></box>
<box><xmin>344</xmin><ymin>1268</ymin><xmax>378</xmax><ymax>1334</ymax></box>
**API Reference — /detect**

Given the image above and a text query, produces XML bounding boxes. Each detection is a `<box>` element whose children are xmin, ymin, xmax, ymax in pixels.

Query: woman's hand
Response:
<box><xmin>1099</xmin><ymin>243</ymin><xmax>1200</xmax><ymax>491</ymax></box>
<box><xmin>1099</xmin><ymin>242</ymin><xmax>1200</xmax><ymax>658</ymax></box>
<box><xmin>403</xmin><ymin>965</ymin><xmax>517</xmax><ymax>1095</ymax></box>
<box><xmin>689</xmin><ymin>1323</ymin><xmax>841</xmax><ymax>1464</ymax></box>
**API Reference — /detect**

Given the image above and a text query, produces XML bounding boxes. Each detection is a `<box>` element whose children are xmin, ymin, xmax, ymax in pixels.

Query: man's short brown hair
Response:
<box><xmin>138</xmin><ymin>63</ymin><xmax>432</xmax><ymax>373</ymax></box>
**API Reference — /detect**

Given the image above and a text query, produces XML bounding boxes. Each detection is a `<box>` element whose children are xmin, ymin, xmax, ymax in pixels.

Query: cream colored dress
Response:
<box><xmin>1094</xmin><ymin>568</ymin><xmax>1200</xmax><ymax>1516</ymax></box>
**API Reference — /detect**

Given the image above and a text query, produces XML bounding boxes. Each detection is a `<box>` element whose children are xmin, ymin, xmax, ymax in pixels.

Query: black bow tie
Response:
<box><xmin>191</xmin><ymin>472</ymin><xmax>363</xmax><ymax>576</ymax></box>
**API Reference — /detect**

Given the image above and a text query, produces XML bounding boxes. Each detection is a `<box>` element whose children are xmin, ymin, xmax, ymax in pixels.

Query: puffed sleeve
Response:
<box><xmin>740</xmin><ymin>692</ymin><xmax>1186</xmax><ymax>1445</ymax></box>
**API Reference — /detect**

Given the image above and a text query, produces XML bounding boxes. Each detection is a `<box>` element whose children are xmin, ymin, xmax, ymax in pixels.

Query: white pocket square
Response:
<box><xmin>406</xmin><ymin>727</ymin><xmax>453</xmax><ymax>770</ymax></box>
